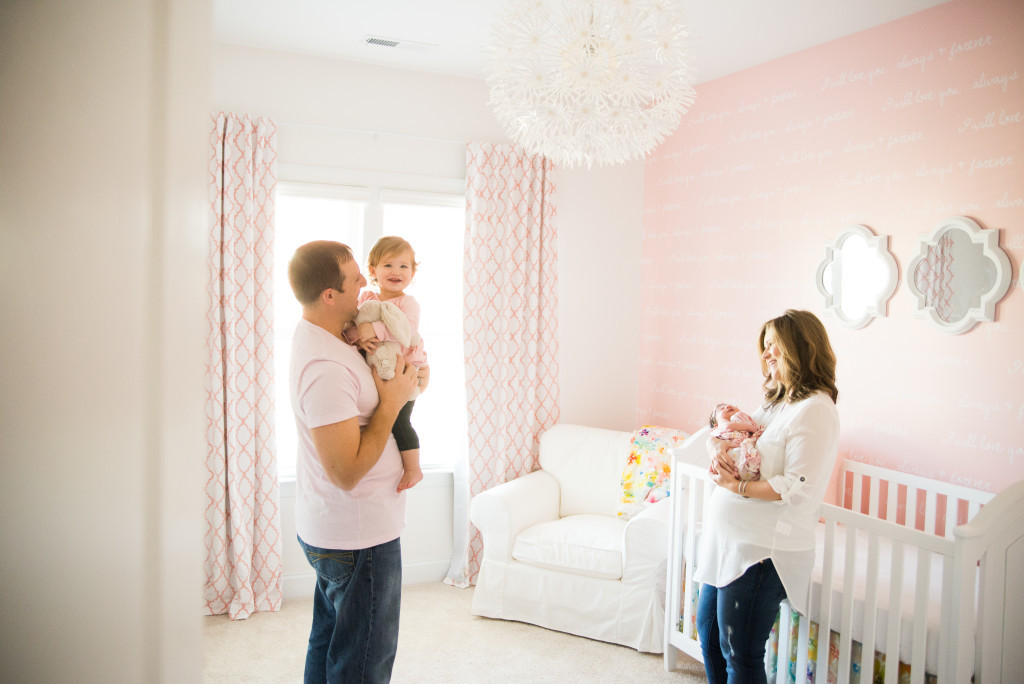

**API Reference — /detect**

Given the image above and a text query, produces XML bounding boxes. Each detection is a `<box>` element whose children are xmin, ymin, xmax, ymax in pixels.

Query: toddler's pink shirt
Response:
<box><xmin>345</xmin><ymin>291</ymin><xmax>428</xmax><ymax>367</ymax></box>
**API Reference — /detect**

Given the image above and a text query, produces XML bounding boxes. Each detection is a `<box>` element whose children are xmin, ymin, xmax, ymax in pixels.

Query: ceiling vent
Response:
<box><xmin>364</xmin><ymin>35</ymin><xmax>438</xmax><ymax>52</ymax></box>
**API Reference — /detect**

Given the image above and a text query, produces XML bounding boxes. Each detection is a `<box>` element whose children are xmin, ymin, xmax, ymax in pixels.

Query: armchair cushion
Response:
<box><xmin>470</xmin><ymin>470</ymin><xmax>560</xmax><ymax>563</ymax></box>
<box><xmin>512</xmin><ymin>514</ymin><xmax>625</xmax><ymax>580</ymax></box>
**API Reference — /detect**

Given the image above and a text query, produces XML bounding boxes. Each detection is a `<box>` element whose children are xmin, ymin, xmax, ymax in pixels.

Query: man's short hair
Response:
<box><xmin>288</xmin><ymin>241</ymin><xmax>354</xmax><ymax>305</ymax></box>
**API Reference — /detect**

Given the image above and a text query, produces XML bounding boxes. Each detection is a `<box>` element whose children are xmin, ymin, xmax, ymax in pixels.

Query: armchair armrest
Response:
<box><xmin>622</xmin><ymin>497</ymin><xmax>672</xmax><ymax>579</ymax></box>
<box><xmin>469</xmin><ymin>470</ymin><xmax>560</xmax><ymax>562</ymax></box>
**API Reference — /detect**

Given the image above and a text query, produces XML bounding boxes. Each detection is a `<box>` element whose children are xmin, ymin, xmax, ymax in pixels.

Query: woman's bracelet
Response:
<box><xmin>739</xmin><ymin>481</ymin><xmax>749</xmax><ymax>497</ymax></box>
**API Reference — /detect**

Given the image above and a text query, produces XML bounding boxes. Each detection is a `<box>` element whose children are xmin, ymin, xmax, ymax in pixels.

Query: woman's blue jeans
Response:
<box><xmin>298</xmin><ymin>536</ymin><xmax>403</xmax><ymax>684</ymax></box>
<box><xmin>696</xmin><ymin>559</ymin><xmax>787</xmax><ymax>684</ymax></box>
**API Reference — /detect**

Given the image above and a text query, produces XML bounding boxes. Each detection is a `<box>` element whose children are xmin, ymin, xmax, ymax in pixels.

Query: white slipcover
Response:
<box><xmin>469</xmin><ymin>424</ymin><xmax>672</xmax><ymax>652</ymax></box>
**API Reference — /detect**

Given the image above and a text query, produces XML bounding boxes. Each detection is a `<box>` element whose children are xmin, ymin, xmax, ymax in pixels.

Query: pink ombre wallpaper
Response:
<box><xmin>639</xmin><ymin>0</ymin><xmax>1024</xmax><ymax>493</ymax></box>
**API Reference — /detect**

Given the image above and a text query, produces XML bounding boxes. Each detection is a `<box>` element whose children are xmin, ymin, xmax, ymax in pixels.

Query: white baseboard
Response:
<box><xmin>282</xmin><ymin>559</ymin><xmax>452</xmax><ymax>600</ymax></box>
<box><xmin>283</xmin><ymin>571</ymin><xmax>317</xmax><ymax>599</ymax></box>
<box><xmin>402</xmin><ymin>558</ymin><xmax>451</xmax><ymax>585</ymax></box>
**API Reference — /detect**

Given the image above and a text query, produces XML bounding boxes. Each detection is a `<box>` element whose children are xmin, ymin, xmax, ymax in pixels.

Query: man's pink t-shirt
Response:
<box><xmin>290</xmin><ymin>318</ymin><xmax>406</xmax><ymax>550</ymax></box>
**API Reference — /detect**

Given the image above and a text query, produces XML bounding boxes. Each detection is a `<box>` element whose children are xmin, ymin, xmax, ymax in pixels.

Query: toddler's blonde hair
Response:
<box><xmin>367</xmin><ymin>236</ymin><xmax>418</xmax><ymax>285</ymax></box>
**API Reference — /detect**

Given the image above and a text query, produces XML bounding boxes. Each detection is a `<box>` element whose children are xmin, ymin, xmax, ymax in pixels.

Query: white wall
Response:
<box><xmin>210</xmin><ymin>44</ymin><xmax>644</xmax><ymax>592</ymax></box>
<box><xmin>557</xmin><ymin>162</ymin><xmax>644</xmax><ymax>431</ymax></box>
<box><xmin>1</xmin><ymin>1</ymin><xmax>208</xmax><ymax>681</ymax></box>
<box><xmin>211</xmin><ymin>44</ymin><xmax>496</xmax><ymax>179</ymax></box>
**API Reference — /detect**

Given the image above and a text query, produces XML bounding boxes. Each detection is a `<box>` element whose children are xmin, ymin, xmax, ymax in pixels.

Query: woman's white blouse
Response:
<box><xmin>692</xmin><ymin>391</ymin><xmax>840</xmax><ymax>616</ymax></box>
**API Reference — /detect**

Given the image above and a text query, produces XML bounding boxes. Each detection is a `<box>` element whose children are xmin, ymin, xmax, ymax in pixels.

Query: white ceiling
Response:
<box><xmin>211</xmin><ymin>0</ymin><xmax>951</xmax><ymax>83</ymax></box>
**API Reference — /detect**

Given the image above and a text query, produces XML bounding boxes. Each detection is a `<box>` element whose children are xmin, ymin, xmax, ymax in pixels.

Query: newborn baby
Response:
<box><xmin>709</xmin><ymin>403</ymin><xmax>764</xmax><ymax>482</ymax></box>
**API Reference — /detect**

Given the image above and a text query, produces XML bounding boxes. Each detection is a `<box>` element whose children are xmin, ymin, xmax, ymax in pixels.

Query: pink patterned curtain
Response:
<box><xmin>446</xmin><ymin>143</ymin><xmax>560</xmax><ymax>587</ymax></box>
<box><xmin>203</xmin><ymin>112</ymin><xmax>282</xmax><ymax>619</ymax></box>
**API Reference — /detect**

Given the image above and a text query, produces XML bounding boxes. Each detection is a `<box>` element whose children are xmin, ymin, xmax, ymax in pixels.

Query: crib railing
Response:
<box><xmin>665</xmin><ymin>456</ymin><xmax>996</xmax><ymax>683</ymax></box>
<box><xmin>783</xmin><ymin>504</ymin><xmax>955</xmax><ymax>684</ymax></box>
<box><xmin>842</xmin><ymin>460</ymin><xmax>992</xmax><ymax>538</ymax></box>
<box><xmin>664</xmin><ymin>457</ymin><xmax>714</xmax><ymax>669</ymax></box>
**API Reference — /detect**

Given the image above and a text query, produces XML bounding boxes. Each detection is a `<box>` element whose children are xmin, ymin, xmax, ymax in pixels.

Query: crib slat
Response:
<box><xmin>773</xmin><ymin>607</ymin><xmax>791</xmax><ymax>684</ymax></box>
<box><xmin>905</xmin><ymin>487</ymin><xmax>918</xmax><ymax>531</ymax></box>
<box><xmin>816</xmin><ymin>520</ymin><xmax>836</xmax><ymax>683</ymax></box>
<box><xmin>936</xmin><ymin>554</ymin><xmax>954</xmax><ymax>680</ymax></box>
<box><xmin>909</xmin><ymin>547</ymin><xmax>930</xmax><ymax>684</ymax></box>
<box><xmin>665</xmin><ymin>468</ymin><xmax>682</xmax><ymax>666</ymax></box>
<box><xmin>869</xmin><ymin>477</ymin><xmax>881</xmax><ymax>518</ymax></box>
<box><xmin>838</xmin><ymin>526</ymin><xmax>857</xmax><ymax>681</ymax></box>
<box><xmin>852</xmin><ymin>473</ymin><xmax>864</xmax><ymax>514</ymax></box>
<box><xmin>860</xmin><ymin>531</ymin><xmax>880</xmax><ymax>681</ymax></box>
<box><xmin>680</xmin><ymin>472</ymin><xmax>699</xmax><ymax>640</ymax></box>
<box><xmin>883</xmin><ymin>540</ymin><xmax>904</xmax><ymax>684</ymax></box>
<box><xmin>795</xmin><ymin>608</ymin><xmax>810</xmax><ymax>684</ymax></box>
<box><xmin>886</xmin><ymin>481</ymin><xmax>899</xmax><ymax>524</ymax></box>
<box><xmin>944</xmin><ymin>495</ymin><xmax>957</xmax><ymax>538</ymax></box>
<box><xmin>924</xmin><ymin>491</ymin><xmax>937</xmax><ymax>536</ymax></box>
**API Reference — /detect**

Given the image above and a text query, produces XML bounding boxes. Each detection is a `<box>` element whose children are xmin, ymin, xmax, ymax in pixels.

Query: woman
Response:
<box><xmin>695</xmin><ymin>310</ymin><xmax>840</xmax><ymax>683</ymax></box>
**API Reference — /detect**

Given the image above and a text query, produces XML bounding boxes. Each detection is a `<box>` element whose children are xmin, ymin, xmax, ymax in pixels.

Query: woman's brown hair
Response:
<box><xmin>760</xmin><ymin>309</ymin><xmax>838</xmax><ymax>408</ymax></box>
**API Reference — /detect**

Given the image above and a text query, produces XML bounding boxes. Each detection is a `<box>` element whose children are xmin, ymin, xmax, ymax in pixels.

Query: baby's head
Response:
<box><xmin>709</xmin><ymin>403</ymin><xmax>740</xmax><ymax>428</ymax></box>
<box><xmin>367</xmin><ymin>236</ymin><xmax>418</xmax><ymax>285</ymax></box>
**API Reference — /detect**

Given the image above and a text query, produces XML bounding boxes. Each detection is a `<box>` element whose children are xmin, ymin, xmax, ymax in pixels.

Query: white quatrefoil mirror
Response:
<box><xmin>906</xmin><ymin>216</ymin><xmax>1011</xmax><ymax>335</ymax></box>
<box><xmin>816</xmin><ymin>225</ymin><xmax>899</xmax><ymax>329</ymax></box>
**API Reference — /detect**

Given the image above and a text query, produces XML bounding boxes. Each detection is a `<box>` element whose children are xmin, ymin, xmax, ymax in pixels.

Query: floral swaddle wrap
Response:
<box><xmin>710</xmin><ymin>404</ymin><xmax>763</xmax><ymax>482</ymax></box>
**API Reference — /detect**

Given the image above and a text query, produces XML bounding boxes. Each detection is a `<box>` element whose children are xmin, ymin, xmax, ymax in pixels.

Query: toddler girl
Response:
<box><xmin>352</xmin><ymin>236</ymin><xmax>429</xmax><ymax>492</ymax></box>
<box><xmin>708</xmin><ymin>403</ymin><xmax>763</xmax><ymax>482</ymax></box>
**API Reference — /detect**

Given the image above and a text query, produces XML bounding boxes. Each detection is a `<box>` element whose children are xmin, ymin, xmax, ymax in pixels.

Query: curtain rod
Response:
<box><xmin>277</xmin><ymin>120</ymin><xmax>466</xmax><ymax>146</ymax></box>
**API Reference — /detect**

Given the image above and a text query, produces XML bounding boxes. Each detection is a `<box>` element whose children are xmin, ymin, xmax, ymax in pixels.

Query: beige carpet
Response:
<box><xmin>204</xmin><ymin>582</ymin><xmax>706</xmax><ymax>683</ymax></box>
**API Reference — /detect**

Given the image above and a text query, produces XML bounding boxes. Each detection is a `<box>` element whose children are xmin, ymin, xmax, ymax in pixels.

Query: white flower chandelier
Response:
<box><xmin>485</xmin><ymin>0</ymin><xmax>697</xmax><ymax>169</ymax></box>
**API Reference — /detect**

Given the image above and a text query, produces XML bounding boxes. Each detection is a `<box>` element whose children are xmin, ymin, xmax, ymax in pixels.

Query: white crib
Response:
<box><xmin>663</xmin><ymin>427</ymin><xmax>1024</xmax><ymax>683</ymax></box>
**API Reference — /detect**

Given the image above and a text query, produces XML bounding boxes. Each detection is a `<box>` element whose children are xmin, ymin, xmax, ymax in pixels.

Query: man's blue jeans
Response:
<box><xmin>696</xmin><ymin>559</ymin><xmax>787</xmax><ymax>684</ymax></box>
<box><xmin>298</xmin><ymin>536</ymin><xmax>402</xmax><ymax>684</ymax></box>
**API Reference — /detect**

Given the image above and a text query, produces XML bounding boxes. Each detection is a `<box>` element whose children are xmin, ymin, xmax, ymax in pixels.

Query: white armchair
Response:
<box><xmin>469</xmin><ymin>424</ymin><xmax>673</xmax><ymax>653</ymax></box>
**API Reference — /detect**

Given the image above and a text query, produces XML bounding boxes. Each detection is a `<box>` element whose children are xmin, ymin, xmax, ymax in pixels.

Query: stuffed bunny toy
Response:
<box><xmin>354</xmin><ymin>299</ymin><xmax>421</xmax><ymax>399</ymax></box>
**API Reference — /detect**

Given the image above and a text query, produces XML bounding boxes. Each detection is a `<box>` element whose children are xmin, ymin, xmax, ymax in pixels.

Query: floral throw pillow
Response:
<box><xmin>616</xmin><ymin>425</ymin><xmax>690</xmax><ymax>520</ymax></box>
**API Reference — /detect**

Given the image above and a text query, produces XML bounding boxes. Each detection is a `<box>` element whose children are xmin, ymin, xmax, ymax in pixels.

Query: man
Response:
<box><xmin>287</xmin><ymin>240</ymin><xmax>420</xmax><ymax>683</ymax></box>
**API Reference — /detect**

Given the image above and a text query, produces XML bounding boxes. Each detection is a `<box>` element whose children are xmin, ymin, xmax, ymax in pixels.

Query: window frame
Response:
<box><xmin>274</xmin><ymin>164</ymin><xmax>466</xmax><ymax>483</ymax></box>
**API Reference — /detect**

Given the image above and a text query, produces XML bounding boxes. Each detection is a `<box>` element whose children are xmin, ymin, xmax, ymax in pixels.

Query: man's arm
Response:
<box><xmin>310</xmin><ymin>359</ymin><xmax>419</xmax><ymax>491</ymax></box>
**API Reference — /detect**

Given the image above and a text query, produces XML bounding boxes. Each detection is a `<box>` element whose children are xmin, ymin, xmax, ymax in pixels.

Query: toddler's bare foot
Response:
<box><xmin>397</xmin><ymin>467</ymin><xmax>424</xmax><ymax>492</ymax></box>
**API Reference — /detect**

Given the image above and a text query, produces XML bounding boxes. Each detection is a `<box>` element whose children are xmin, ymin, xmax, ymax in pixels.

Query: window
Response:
<box><xmin>380</xmin><ymin>191</ymin><xmax>467</xmax><ymax>473</ymax></box>
<box><xmin>273</xmin><ymin>180</ymin><xmax>466</xmax><ymax>480</ymax></box>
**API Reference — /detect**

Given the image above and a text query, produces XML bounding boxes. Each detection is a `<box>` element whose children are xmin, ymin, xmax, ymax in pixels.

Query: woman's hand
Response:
<box><xmin>706</xmin><ymin>434</ymin><xmax>739</xmax><ymax>480</ymax></box>
<box><xmin>706</xmin><ymin>435</ymin><xmax>741</xmax><ymax>492</ymax></box>
<box><xmin>709</xmin><ymin>460</ymin><xmax>739</xmax><ymax>490</ymax></box>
